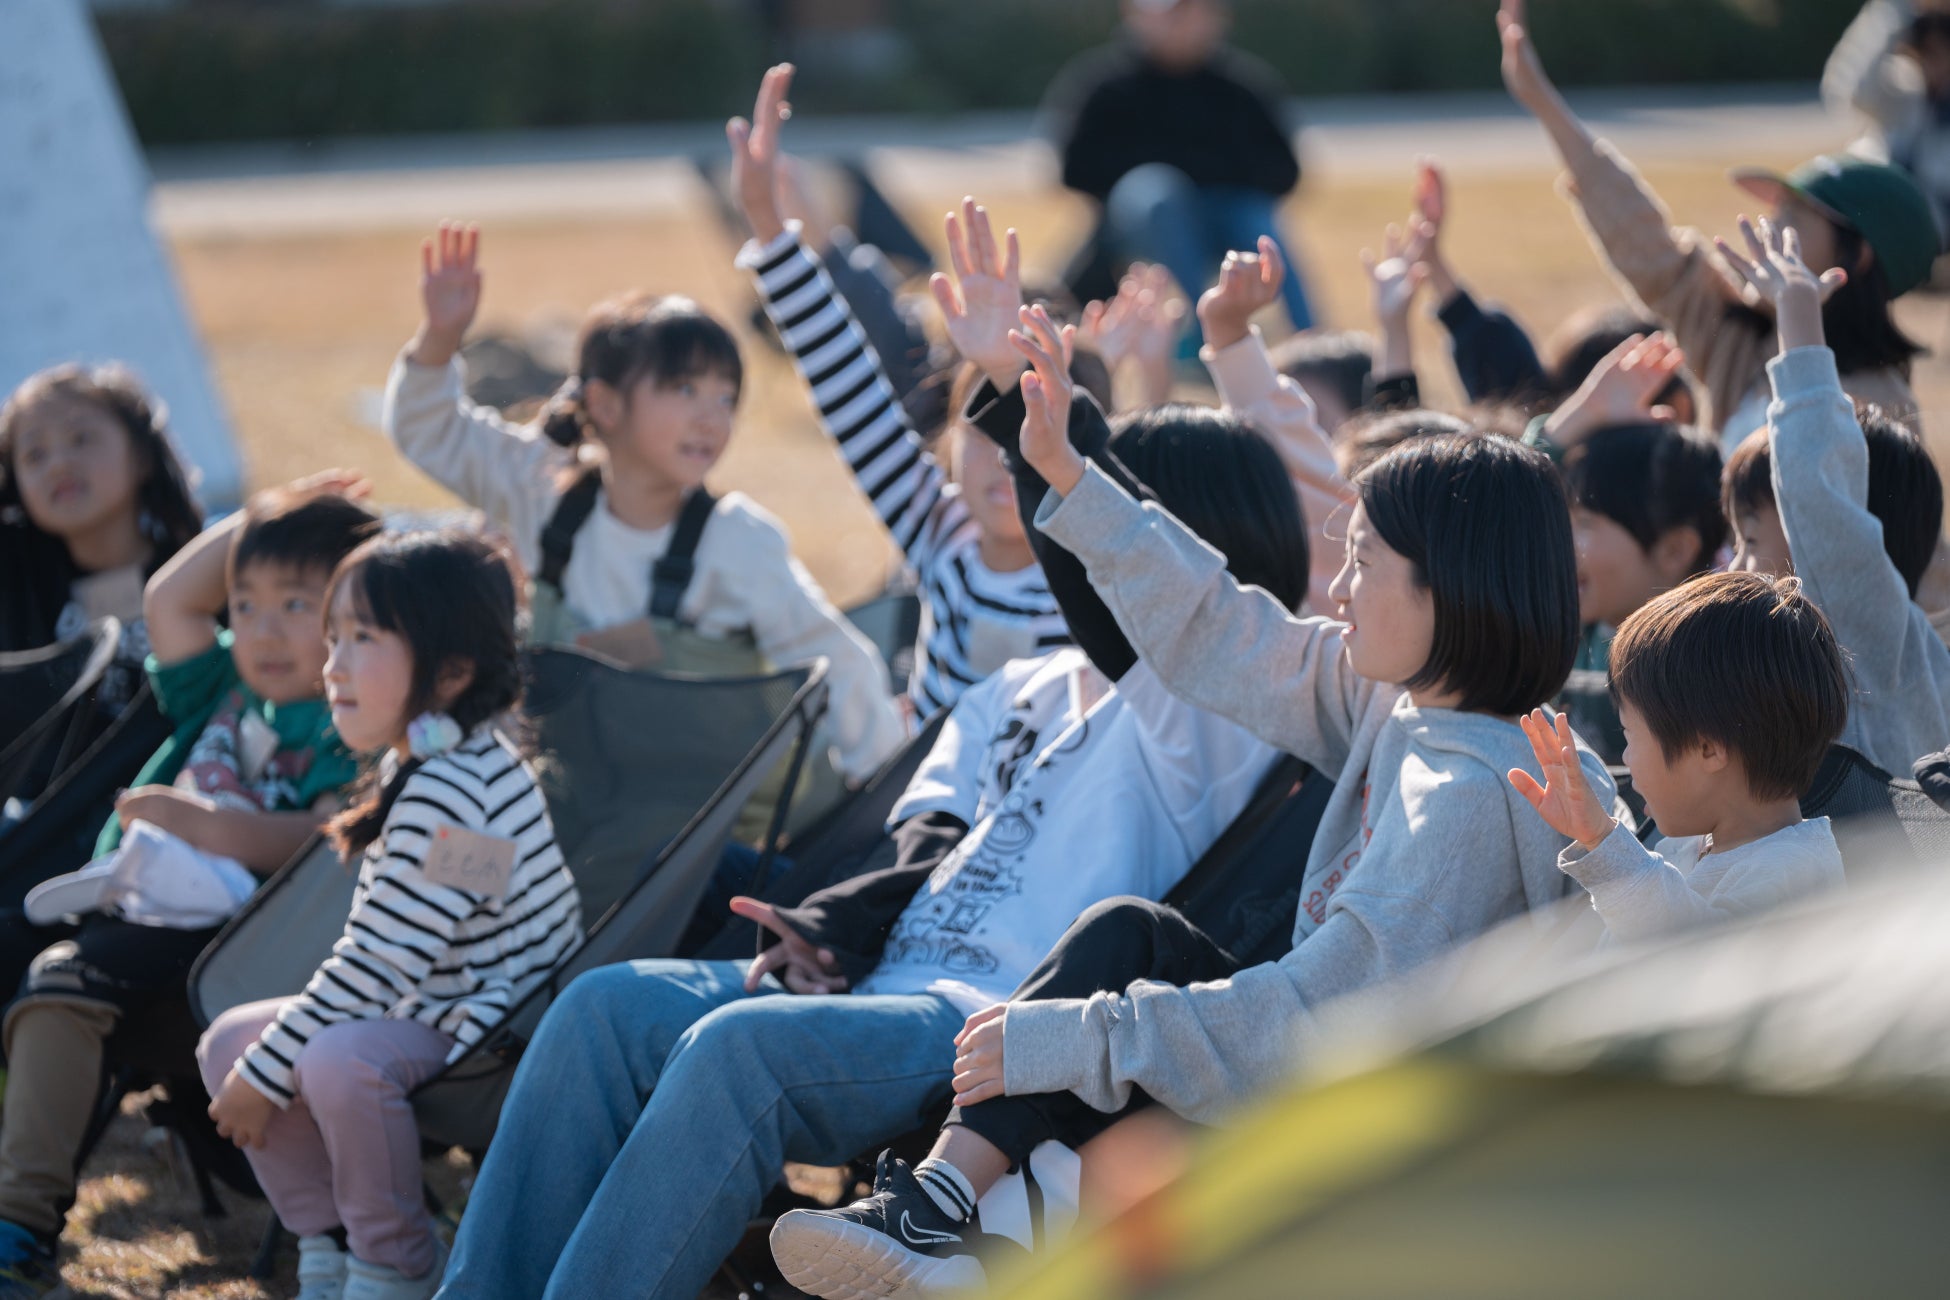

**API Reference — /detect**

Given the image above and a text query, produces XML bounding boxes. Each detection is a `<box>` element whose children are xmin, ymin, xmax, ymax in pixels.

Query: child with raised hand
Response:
<box><xmin>199</xmin><ymin>530</ymin><xmax>579</xmax><ymax>1300</ymax></box>
<box><xmin>772</xmin><ymin>304</ymin><xmax>1614</xmax><ymax>1300</ymax></box>
<box><xmin>381</xmin><ymin>207</ymin><xmax>903</xmax><ymax>784</ymax></box>
<box><xmin>0</xmin><ymin>364</ymin><xmax>204</xmax><ymax>725</ymax></box>
<box><xmin>1714</xmin><ymin>215</ymin><xmax>1950</xmax><ymax>778</ymax></box>
<box><xmin>1077</xmin><ymin>263</ymin><xmax>1187</xmax><ymax>408</ymax></box>
<box><xmin>0</xmin><ymin>475</ymin><xmax>376</xmax><ymax>1299</ymax></box>
<box><xmin>1511</xmin><ymin>571</ymin><xmax>1849</xmax><ymax>943</ymax></box>
<box><xmin>1360</xmin><ymin>215</ymin><xmax>1434</xmax><ymax>410</ymax></box>
<box><xmin>1194</xmin><ymin>236</ymin><xmax>1353</xmax><ymax>612</ymax></box>
<box><xmin>728</xmin><ymin>65</ymin><xmax>1067</xmax><ymax>718</ymax></box>
<box><xmin>1499</xmin><ymin>0</ymin><xmax>1935</xmax><ymax>446</ymax></box>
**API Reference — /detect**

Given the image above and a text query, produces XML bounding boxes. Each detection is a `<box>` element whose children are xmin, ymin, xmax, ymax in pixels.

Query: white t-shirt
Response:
<box><xmin>853</xmin><ymin>648</ymin><xmax>1279</xmax><ymax>1013</ymax></box>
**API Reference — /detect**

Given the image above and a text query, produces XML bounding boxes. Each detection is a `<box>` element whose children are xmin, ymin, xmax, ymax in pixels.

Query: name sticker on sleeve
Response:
<box><xmin>421</xmin><ymin>825</ymin><xmax>519</xmax><ymax>899</ymax></box>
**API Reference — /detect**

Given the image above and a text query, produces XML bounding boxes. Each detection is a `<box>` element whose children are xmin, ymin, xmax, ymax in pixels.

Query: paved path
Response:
<box><xmin>149</xmin><ymin>86</ymin><xmax>1849</xmax><ymax>237</ymax></box>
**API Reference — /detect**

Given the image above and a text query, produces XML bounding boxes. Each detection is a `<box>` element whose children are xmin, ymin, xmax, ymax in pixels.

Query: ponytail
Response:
<box><xmin>539</xmin><ymin>375</ymin><xmax>587</xmax><ymax>448</ymax></box>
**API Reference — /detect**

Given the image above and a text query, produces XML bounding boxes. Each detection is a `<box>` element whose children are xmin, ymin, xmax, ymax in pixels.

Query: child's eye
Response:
<box><xmin>233</xmin><ymin>599</ymin><xmax>253</xmax><ymax>615</ymax></box>
<box><xmin>284</xmin><ymin>598</ymin><xmax>310</xmax><ymax>614</ymax></box>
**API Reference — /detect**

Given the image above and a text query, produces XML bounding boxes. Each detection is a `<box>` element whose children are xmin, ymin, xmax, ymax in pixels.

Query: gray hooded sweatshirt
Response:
<box><xmin>1769</xmin><ymin>345</ymin><xmax>1950</xmax><ymax>777</ymax></box>
<box><xmin>1002</xmin><ymin>464</ymin><xmax>1613</xmax><ymax>1125</ymax></box>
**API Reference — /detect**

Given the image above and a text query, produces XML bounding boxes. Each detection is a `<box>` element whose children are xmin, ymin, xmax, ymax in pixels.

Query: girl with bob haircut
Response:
<box><xmin>381</xmin><ymin>224</ymin><xmax>902</xmax><ymax>785</ymax></box>
<box><xmin>199</xmin><ymin>530</ymin><xmax>579</xmax><ymax>1300</ymax></box>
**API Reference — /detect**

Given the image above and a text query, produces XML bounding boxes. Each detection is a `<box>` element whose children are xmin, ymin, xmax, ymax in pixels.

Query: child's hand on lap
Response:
<box><xmin>1508</xmin><ymin>709</ymin><xmax>1616</xmax><ymax>850</ymax></box>
<box><xmin>1541</xmin><ymin>332</ymin><xmax>1687</xmax><ymax>449</ymax></box>
<box><xmin>1012</xmin><ymin>305</ymin><xmax>1085</xmax><ymax>495</ymax></box>
<box><xmin>411</xmin><ymin>222</ymin><xmax>482</xmax><ymax>368</ymax></box>
<box><xmin>930</xmin><ymin>197</ymin><xmax>1025</xmax><ymax>390</ymax></box>
<box><xmin>116</xmin><ymin>785</ymin><xmax>217</xmax><ymax>842</ymax></box>
<box><xmin>951</xmin><ymin>1004</ymin><xmax>1008</xmax><ymax>1106</ymax></box>
<box><xmin>1714</xmin><ymin>216</ymin><xmax>1847</xmax><ymax>355</ymax></box>
<box><xmin>1197</xmin><ymin>237</ymin><xmax>1287</xmax><ymax>352</ymax></box>
<box><xmin>209</xmin><ymin>1068</ymin><xmax>277</xmax><ymax>1149</ymax></box>
<box><xmin>727</xmin><ymin>63</ymin><xmax>795</xmax><ymax>244</ymax></box>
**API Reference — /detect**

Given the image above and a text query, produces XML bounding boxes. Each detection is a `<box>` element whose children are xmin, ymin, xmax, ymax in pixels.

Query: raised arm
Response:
<box><xmin>1822</xmin><ymin>1</ymin><xmax>1924</xmax><ymax>131</ymax></box>
<box><xmin>1410</xmin><ymin>160</ymin><xmax>1552</xmax><ymax>402</ymax></box>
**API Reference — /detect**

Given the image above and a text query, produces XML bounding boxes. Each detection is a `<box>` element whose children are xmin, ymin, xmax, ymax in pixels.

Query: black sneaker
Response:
<box><xmin>770</xmin><ymin>1152</ymin><xmax>987</xmax><ymax>1300</ymax></box>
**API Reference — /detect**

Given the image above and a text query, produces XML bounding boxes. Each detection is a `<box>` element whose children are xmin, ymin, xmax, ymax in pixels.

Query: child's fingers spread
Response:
<box><xmin>1738</xmin><ymin>216</ymin><xmax>1769</xmax><ymax>264</ymax></box>
<box><xmin>1507</xmin><ymin>769</ymin><xmax>1547</xmax><ymax>809</ymax></box>
<box><xmin>1004</xmin><ymin>228</ymin><xmax>1022</xmax><ymax>283</ymax></box>
<box><xmin>928</xmin><ymin>273</ymin><xmax>962</xmax><ymax>320</ymax></box>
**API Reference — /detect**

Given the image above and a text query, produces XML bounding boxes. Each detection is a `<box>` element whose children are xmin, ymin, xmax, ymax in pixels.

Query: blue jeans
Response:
<box><xmin>434</xmin><ymin>959</ymin><xmax>964</xmax><ymax>1300</ymax></box>
<box><xmin>1104</xmin><ymin>162</ymin><xmax>1313</xmax><ymax>333</ymax></box>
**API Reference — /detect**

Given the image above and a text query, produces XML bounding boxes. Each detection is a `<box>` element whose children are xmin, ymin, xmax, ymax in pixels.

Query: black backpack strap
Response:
<box><xmin>649</xmin><ymin>489</ymin><xmax>718</xmax><ymax>621</ymax></box>
<box><xmin>538</xmin><ymin>467</ymin><xmax>603</xmax><ymax>592</ymax></box>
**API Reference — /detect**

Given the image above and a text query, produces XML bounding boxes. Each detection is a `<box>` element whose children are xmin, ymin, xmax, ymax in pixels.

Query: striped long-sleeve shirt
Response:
<box><xmin>238</xmin><ymin>729</ymin><xmax>581</xmax><ymax>1107</ymax></box>
<box><xmin>739</xmin><ymin>225</ymin><xmax>1070</xmax><ymax>719</ymax></box>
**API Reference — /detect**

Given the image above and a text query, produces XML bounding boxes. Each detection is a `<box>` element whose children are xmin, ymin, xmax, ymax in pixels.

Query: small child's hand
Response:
<box><xmin>1541</xmin><ymin>332</ymin><xmax>1687</xmax><ymax>449</ymax></box>
<box><xmin>412</xmin><ymin>222</ymin><xmax>482</xmax><ymax>368</ymax></box>
<box><xmin>209</xmin><ymin>1068</ymin><xmax>277</xmax><ymax>1149</ymax></box>
<box><xmin>283</xmin><ymin>468</ymin><xmax>373</xmax><ymax>503</ymax></box>
<box><xmin>1497</xmin><ymin>0</ymin><xmax>1557</xmax><ymax>117</ymax></box>
<box><xmin>1361</xmin><ymin>221</ymin><xmax>1432</xmax><ymax>328</ymax></box>
<box><xmin>951</xmin><ymin>1004</ymin><xmax>1008</xmax><ymax>1106</ymax></box>
<box><xmin>726</xmin><ymin>63</ymin><xmax>794</xmax><ymax>244</ymax></box>
<box><xmin>1196</xmin><ymin>237</ymin><xmax>1286</xmax><ymax>352</ymax></box>
<box><xmin>930</xmin><ymin>197</ymin><xmax>1026</xmax><ymax>391</ymax></box>
<box><xmin>1714</xmin><ymin>215</ymin><xmax>1846</xmax><ymax>355</ymax></box>
<box><xmin>116</xmin><ymin>785</ymin><xmax>216</xmax><ymax>842</ymax></box>
<box><xmin>1508</xmin><ymin>709</ymin><xmax>1616</xmax><ymax>851</ymax></box>
<box><xmin>1012</xmin><ymin>305</ymin><xmax>1085</xmax><ymax>495</ymax></box>
<box><xmin>1123</xmin><ymin>264</ymin><xmax>1188</xmax><ymax>370</ymax></box>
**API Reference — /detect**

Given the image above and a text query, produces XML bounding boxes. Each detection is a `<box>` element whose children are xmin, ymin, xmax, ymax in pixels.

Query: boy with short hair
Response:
<box><xmin>0</xmin><ymin>474</ymin><xmax>378</xmax><ymax>1298</ymax></box>
<box><xmin>1714</xmin><ymin>214</ymin><xmax>1950</xmax><ymax>777</ymax></box>
<box><xmin>1510</xmin><ymin>570</ymin><xmax>1850</xmax><ymax>943</ymax></box>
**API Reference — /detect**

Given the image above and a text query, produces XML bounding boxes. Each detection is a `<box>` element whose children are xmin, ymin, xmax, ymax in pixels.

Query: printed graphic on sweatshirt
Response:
<box><xmin>176</xmin><ymin>688</ymin><xmax>318</xmax><ymax>813</ymax></box>
<box><xmin>1302</xmin><ymin>774</ymin><xmax>1373</xmax><ymax>927</ymax></box>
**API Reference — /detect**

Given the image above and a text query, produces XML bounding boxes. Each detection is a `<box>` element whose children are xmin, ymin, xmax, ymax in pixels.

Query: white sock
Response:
<box><xmin>912</xmin><ymin>1158</ymin><xmax>977</xmax><ymax>1224</ymax></box>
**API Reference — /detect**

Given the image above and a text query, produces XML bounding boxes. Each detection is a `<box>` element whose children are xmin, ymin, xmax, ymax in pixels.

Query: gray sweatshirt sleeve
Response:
<box><xmin>1036</xmin><ymin>463</ymin><xmax>1373</xmax><ymax>779</ymax></box>
<box><xmin>1769</xmin><ymin>345</ymin><xmax>1950</xmax><ymax>774</ymax></box>
<box><xmin>1557</xmin><ymin>826</ymin><xmax>1752</xmax><ymax>943</ymax></box>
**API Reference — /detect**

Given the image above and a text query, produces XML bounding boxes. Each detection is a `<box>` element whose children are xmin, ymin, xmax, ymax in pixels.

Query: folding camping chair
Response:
<box><xmin>1800</xmin><ymin>744</ymin><xmax>1950</xmax><ymax>882</ymax></box>
<box><xmin>189</xmin><ymin>650</ymin><xmax>832</xmax><ymax>1154</ymax></box>
<box><xmin>0</xmin><ymin>617</ymin><xmax>121</xmax><ymax>811</ymax></box>
<box><xmin>843</xmin><ymin>589</ymin><xmax>923</xmax><ymax>697</ymax></box>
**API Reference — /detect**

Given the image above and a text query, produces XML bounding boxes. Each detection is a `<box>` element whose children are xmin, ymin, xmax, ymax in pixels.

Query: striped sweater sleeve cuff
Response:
<box><xmin>239</xmin><ymin>1035</ymin><xmax>300</xmax><ymax>1107</ymax></box>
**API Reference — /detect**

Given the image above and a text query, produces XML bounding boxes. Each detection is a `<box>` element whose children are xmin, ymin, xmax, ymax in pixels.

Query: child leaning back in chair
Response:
<box><xmin>199</xmin><ymin>531</ymin><xmax>580</xmax><ymax>1300</ymax></box>
<box><xmin>0</xmin><ymin>475</ymin><xmax>379</xmax><ymax>1299</ymax></box>
<box><xmin>1511</xmin><ymin>570</ymin><xmax>1850</xmax><ymax>944</ymax></box>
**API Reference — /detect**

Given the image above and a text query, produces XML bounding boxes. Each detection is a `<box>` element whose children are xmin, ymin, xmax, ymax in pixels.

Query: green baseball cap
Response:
<box><xmin>1731</xmin><ymin>155</ymin><xmax>1941</xmax><ymax>298</ymax></box>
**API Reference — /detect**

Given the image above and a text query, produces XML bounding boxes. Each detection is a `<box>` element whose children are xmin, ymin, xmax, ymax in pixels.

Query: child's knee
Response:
<box><xmin>291</xmin><ymin>1027</ymin><xmax>394</xmax><ymax>1119</ymax></box>
<box><xmin>196</xmin><ymin>1003</ymin><xmax>278</xmax><ymax>1092</ymax></box>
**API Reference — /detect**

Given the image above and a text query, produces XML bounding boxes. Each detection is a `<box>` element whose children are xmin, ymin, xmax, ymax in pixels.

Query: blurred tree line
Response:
<box><xmin>97</xmin><ymin>0</ymin><xmax>1865</xmax><ymax>145</ymax></box>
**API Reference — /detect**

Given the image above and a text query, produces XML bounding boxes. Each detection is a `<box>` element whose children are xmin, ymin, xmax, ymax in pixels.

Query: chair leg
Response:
<box><xmin>250</xmin><ymin>1217</ymin><xmax>288</xmax><ymax>1281</ymax></box>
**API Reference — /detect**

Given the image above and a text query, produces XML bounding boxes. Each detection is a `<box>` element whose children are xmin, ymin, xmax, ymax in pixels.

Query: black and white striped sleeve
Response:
<box><xmin>739</xmin><ymin>225</ymin><xmax>961</xmax><ymax>561</ymax></box>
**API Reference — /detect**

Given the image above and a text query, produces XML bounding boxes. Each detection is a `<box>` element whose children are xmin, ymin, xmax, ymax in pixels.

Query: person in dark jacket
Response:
<box><xmin>1047</xmin><ymin>0</ymin><xmax>1313</xmax><ymax>330</ymax></box>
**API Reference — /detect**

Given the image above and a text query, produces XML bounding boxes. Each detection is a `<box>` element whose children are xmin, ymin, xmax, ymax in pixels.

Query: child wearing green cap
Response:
<box><xmin>1497</xmin><ymin>0</ymin><xmax>1934</xmax><ymax>454</ymax></box>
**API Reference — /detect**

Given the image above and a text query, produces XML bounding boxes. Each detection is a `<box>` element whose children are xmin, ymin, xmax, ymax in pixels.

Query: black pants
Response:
<box><xmin>946</xmin><ymin>896</ymin><xmax>1240</xmax><ymax>1164</ymax></box>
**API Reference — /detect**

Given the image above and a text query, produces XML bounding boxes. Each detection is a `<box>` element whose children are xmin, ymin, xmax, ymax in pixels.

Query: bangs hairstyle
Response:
<box><xmin>1359</xmin><ymin>433</ymin><xmax>1580</xmax><ymax>714</ymax></box>
<box><xmin>540</xmin><ymin>293</ymin><xmax>743</xmax><ymax>447</ymax></box>
<box><xmin>1610</xmin><ymin>571</ymin><xmax>1848</xmax><ymax>801</ymax></box>
<box><xmin>1109</xmin><ymin>404</ymin><xmax>1311</xmax><ymax>612</ymax></box>
<box><xmin>324</xmin><ymin>529</ymin><xmax>526</xmax><ymax>858</ymax></box>
<box><xmin>1563</xmin><ymin>422</ymin><xmax>1727</xmax><ymax>574</ymax></box>
<box><xmin>1722</xmin><ymin>407</ymin><xmax>1943</xmax><ymax>597</ymax></box>
<box><xmin>0</xmin><ymin>363</ymin><xmax>204</xmax><ymax>560</ymax></box>
<box><xmin>229</xmin><ymin>489</ymin><xmax>381</xmax><ymax>587</ymax></box>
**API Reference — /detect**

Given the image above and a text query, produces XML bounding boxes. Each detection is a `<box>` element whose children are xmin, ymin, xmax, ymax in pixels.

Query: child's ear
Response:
<box><xmin>583</xmin><ymin>378</ymin><xmax>624</xmax><ymax>435</ymax></box>
<box><xmin>432</xmin><ymin>657</ymin><xmax>477</xmax><ymax>713</ymax></box>
<box><xmin>1696</xmin><ymin>736</ymin><xmax>1731</xmax><ymax>775</ymax></box>
<box><xmin>1649</xmin><ymin>525</ymin><xmax>1704</xmax><ymax>584</ymax></box>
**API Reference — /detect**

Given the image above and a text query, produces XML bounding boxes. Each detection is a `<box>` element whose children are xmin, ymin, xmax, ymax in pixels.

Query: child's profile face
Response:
<box><xmin>1617</xmin><ymin>700</ymin><xmax>1719</xmax><ymax>839</ymax></box>
<box><xmin>228</xmin><ymin>560</ymin><xmax>333</xmax><ymax>706</ymax></box>
<box><xmin>322</xmin><ymin>580</ymin><xmax>416</xmax><ymax>754</ymax></box>
<box><xmin>8</xmin><ymin>394</ymin><xmax>144</xmax><ymax>546</ymax></box>
<box><xmin>602</xmin><ymin>370</ymin><xmax>738</xmax><ymax>494</ymax></box>
<box><xmin>949</xmin><ymin>426</ymin><xmax>1028</xmax><ymax>553</ymax></box>
<box><xmin>1571</xmin><ymin>507</ymin><xmax>1691</xmax><ymax>630</ymax></box>
<box><xmin>1326</xmin><ymin>502</ymin><xmax>1437</xmax><ymax>690</ymax></box>
<box><xmin>1729</xmin><ymin>503</ymin><xmax>1791</xmax><ymax>582</ymax></box>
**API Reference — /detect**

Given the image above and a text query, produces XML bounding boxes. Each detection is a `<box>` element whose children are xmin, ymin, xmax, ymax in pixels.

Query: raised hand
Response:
<box><xmin>1196</xmin><ymin>237</ymin><xmax>1286</xmax><ymax>352</ymax></box>
<box><xmin>1362</xmin><ymin>220</ymin><xmax>1432</xmax><ymax>328</ymax></box>
<box><xmin>412</xmin><ymin>222</ymin><xmax>482</xmax><ymax>367</ymax></box>
<box><xmin>1714</xmin><ymin>215</ymin><xmax>1847</xmax><ymax>354</ymax></box>
<box><xmin>1011</xmin><ymin>304</ymin><xmax>1085</xmax><ymax>495</ymax></box>
<box><xmin>283</xmin><ymin>467</ymin><xmax>374</xmax><ymax>503</ymax></box>
<box><xmin>1541</xmin><ymin>332</ymin><xmax>1688</xmax><ymax>449</ymax></box>
<box><xmin>727</xmin><ymin>62</ymin><xmax>794</xmax><ymax>244</ymax></box>
<box><xmin>1410</xmin><ymin>158</ymin><xmax>1462</xmax><ymax>302</ymax></box>
<box><xmin>1507</xmin><ymin>709</ymin><xmax>1616</xmax><ymax>850</ymax></box>
<box><xmin>929</xmin><ymin>197</ymin><xmax>1025</xmax><ymax>389</ymax></box>
<box><xmin>729</xmin><ymin>896</ymin><xmax>849</xmax><ymax>995</ymax></box>
<box><xmin>1497</xmin><ymin>0</ymin><xmax>1557</xmax><ymax>117</ymax></box>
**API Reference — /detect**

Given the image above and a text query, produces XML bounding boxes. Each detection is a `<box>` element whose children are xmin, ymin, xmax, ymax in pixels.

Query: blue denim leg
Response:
<box><xmin>434</xmin><ymin>959</ymin><xmax>766</xmax><ymax>1300</ymax></box>
<box><xmin>1201</xmin><ymin>186</ymin><xmax>1315</xmax><ymax>331</ymax></box>
<box><xmin>1103</xmin><ymin>163</ymin><xmax>1215</xmax><ymax>306</ymax></box>
<box><xmin>542</xmin><ymin>988</ymin><xmax>965</xmax><ymax>1300</ymax></box>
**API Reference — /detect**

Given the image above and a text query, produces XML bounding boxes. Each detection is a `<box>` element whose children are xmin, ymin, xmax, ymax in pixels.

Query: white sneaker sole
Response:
<box><xmin>770</xmin><ymin>1210</ymin><xmax>987</xmax><ymax>1300</ymax></box>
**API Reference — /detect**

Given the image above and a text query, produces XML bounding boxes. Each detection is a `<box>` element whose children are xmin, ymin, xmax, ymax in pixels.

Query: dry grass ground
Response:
<box><xmin>51</xmin><ymin>146</ymin><xmax>1950</xmax><ymax>1298</ymax></box>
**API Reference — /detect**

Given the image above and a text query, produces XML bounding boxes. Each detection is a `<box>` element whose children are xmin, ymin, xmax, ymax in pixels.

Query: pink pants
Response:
<box><xmin>197</xmin><ymin>998</ymin><xmax>454</xmax><ymax>1276</ymax></box>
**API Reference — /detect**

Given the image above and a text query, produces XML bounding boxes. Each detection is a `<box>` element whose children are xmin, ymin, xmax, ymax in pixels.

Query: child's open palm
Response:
<box><xmin>930</xmin><ymin>197</ymin><xmax>1024</xmax><ymax>388</ymax></box>
<box><xmin>727</xmin><ymin>63</ymin><xmax>794</xmax><ymax>243</ymax></box>
<box><xmin>1362</xmin><ymin>220</ymin><xmax>1432</xmax><ymax>327</ymax></box>
<box><xmin>1012</xmin><ymin>304</ymin><xmax>1085</xmax><ymax>495</ymax></box>
<box><xmin>417</xmin><ymin>222</ymin><xmax>482</xmax><ymax>364</ymax></box>
<box><xmin>1714</xmin><ymin>216</ymin><xmax>1849</xmax><ymax>308</ymax></box>
<box><xmin>1508</xmin><ymin>709</ymin><xmax>1615</xmax><ymax>850</ymax></box>
<box><xmin>1196</xmin><ymin>237</ymin><xmax>1286</xmax><ymax>351</ymax></box>
<box><xmin>1543</xmin><ymin>332</ymin><xmax>1687</xmax><ymax>448</ymax></box>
